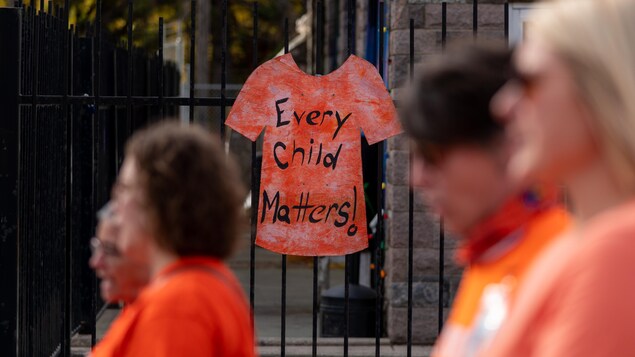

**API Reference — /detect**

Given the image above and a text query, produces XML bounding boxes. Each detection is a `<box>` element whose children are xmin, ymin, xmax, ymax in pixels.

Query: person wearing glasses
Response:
<box><xmin>400</xmin><ymin>42</ymin><xmax>571</xmax><ymax>357</ymax></box>
<box><xmin>91</xmin><ymin>122</ymin><xmax>255</xmax><ymax>357</ymax></box>
<box><xmin>482</xmin><ymin>0</ymin><xmax>635</xmax><ymax>356</ymax></box>
<box><xmin>89</xmin><ymin>202</ymin><xmax>149</xmax><ymax>304</ymax></box>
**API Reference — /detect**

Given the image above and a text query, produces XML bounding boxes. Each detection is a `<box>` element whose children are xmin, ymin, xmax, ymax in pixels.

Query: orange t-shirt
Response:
<box><xmin>91</xmin><ymin>257</ymin><xmax>256</xmax><ymax>357</ymax></box>
<box><xmin>481</xmin><ymin>200</ymin><xmax>635</xmax><ymax>357</ymax></box>
<box><xmin>226</xmin><ymin>53</ymin><xmax>401</xmax><ymax>256</ymax></box>
<box><xmin>432</xmin><ymin>206</ymin><xmax>571</xmax><ymax>357</ymax></box>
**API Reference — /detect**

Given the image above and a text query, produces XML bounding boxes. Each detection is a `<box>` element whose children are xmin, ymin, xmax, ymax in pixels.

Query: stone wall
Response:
<box><xmin>384</xmin><ymin>0</ymin><xmax>507</xmax><ymax>344</ymax></box>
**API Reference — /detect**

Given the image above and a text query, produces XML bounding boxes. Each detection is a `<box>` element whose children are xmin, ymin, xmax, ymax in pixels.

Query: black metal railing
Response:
<box><xmin>0</xmin><ymin>0</ymin><xmax>510</xmax><ymax>356</ymax></box>
<box><xmin>0</xmin><ymin>0</ymin><xmax>180</xmax><ymax>355</ymax></box>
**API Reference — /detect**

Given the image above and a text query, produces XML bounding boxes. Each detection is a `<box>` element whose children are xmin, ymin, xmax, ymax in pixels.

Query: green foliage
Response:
<box><xmin>225</xmin><ymin>0</ymin><xmax>304</xmax><ymax>80</ymax></box>
<box><xmin>68</xmin><ymin>0</ymin><xmax>183</xmax><ymax>48</ymax></box>
<box><xmin>1</xmin><ymin>0</ymin><xmax>304</xmax><ymax>82</ymax></box>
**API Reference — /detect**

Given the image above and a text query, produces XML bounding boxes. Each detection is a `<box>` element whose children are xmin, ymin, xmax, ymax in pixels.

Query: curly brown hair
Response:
<box><xmin>125</xmin><ymin>121</ymin><xmax>247</xmax><ymax>259</ymax></box>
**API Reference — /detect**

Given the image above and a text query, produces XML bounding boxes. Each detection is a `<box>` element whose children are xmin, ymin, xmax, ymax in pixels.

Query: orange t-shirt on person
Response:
<box><xmin>432</xmin><ymin>190</ymin><xmax>571</xmax><ymax>357</ymax></box>
<box><xmin>91</xmin><ymin>257</ymin><xmax>256</xmax><ymax>357</ymax></box>
<box><xmin>481</xmin><ymin>200</ymin><xmax>635</xmax><ymax>357</ymax></box>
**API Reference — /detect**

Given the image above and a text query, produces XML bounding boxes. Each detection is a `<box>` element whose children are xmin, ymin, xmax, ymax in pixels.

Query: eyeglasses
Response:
<box><xmin>96</xmin><ymin>201</ymin><xmax>115</xmax><ymax>221</ymax></box>
<box><xmin>90</xmin><ymin>237</ymin><xmax>121</xmax><ymax>258</ymax></box>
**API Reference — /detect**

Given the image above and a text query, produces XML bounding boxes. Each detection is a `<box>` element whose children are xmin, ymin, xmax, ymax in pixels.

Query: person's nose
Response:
<box><xmin>491</xmin><ymin>81</ymin><xmax>523</xmax><ymax>124</ymax></box>
<box><xmin>89</xmin><ymin>249</ymin><xmax>106</xmax><ymax>270</ymax></box>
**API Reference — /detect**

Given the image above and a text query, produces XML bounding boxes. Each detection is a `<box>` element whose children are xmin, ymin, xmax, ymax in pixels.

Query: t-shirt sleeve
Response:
<box><xmin>353</xmin><ymin>60</ymin><xmax>402</xmax><ymax>145</ymax></box>
<box><xmin>226</xmin><ymin>62</ymin><xmax>276</xmax><ymax>142</ymax></box>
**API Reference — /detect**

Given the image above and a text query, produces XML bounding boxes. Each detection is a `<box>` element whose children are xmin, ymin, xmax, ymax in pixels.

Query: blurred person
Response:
<box><xmin>483</xmin><ymin>0</ymin><xmax>635</xmax><ymax>356</ymax></box>
<box><xmin>89</xmin><ymin>202</ymin><xmax>149</xmax><ymax>304</ymax></box>
<box><xmin>91</xmin><ymin>122</ymin><xmax>255</xmax><ymax>356</ymax></box>
<box><xmin>400</xmin><ymin>43</ymin><xmax>571</xmax><ymax>357</ymax></box>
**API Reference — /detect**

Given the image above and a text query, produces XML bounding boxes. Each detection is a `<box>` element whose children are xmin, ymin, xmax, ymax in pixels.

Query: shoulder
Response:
<box><xmin>142</xmin><ymin>270</ymin><xmax>239</xmax><ymax>320</ymax></box>
<box><xmin>349</xmin><ymin>55</ymin><xmax>377</xmax><ymax>71</ymax></box>
<box><xmin>344</xmin><ymin>55</ymin><xmax>382</xmax><ymax>83</ymax></box>
<box><xmin>254</xmin><ymin>54</ymin><xmax>295</xmax><ymax>76</ymax></box>
<box><xmin>573</xmin><ymin>203</ymin><xmax>635</xmax><ymax>277</ymax></box>
<box><xmin>554</xmin><ymin>202</ymin><xmax>635</xmax><ymax>309</ymax></box>
<box><xmin>585</xmin><ymin>200</ymin><xmax>635</xmax><ymax>242</ymax></box>
<box><xmin>580</xmin><ymin>201</ymin><xmax>635</xmax><ymax>261</ymax></box>
<box><xmin>529</xmin><ymin>203</ymin><xmax>635</xmax><ymax>356</ymax></box>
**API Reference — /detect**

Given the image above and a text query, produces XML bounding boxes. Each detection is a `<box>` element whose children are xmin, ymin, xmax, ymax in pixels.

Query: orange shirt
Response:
<box><xmin>432</xmin><ymin>206</ymin><xmax>571</xmax><ymax>357</ymax></box>
<box><xmin>482</xmin><ymin>200</ymin><xmax>635</xmax><ymax>357</ymax></box>
<box><xmin>226</xmin><ymin>53</ymin><xmax>400</xmax><ymax>256</ymax></box>
<box><xmin>91</xmin><ymin>257</ymin><xmax>256</xmax><ymax>357</ymax></box>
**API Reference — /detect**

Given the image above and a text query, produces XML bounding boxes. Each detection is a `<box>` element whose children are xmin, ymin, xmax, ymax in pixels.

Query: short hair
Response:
<box><xmin>401</xmin><ymin>42</ymin><xmax>513</xmax><ymax>148</ymax></box>
<box><xmin>530</xmin><ymin>0</ymin><xmax>635</xmax><ymax>192</ymax></box>
<box><xmin>125</xmin><ymin>121</ymin><xmax>246</xmax><ymax>259</ymax></box>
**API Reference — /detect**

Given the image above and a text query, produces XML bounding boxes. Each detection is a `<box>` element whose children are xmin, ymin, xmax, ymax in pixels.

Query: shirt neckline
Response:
<box><xmin>282</xmin><ymin>52</ymin><xmax>356</xmax><ymax>79</ymax></box>
<box><xmin>154</xmin><ymin>256</ymin><xmax>222</xmax><ymax>281</ymax></box>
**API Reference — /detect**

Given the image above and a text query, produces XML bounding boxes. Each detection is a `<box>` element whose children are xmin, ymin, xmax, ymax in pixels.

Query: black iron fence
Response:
<box><xmin>0</xmin><ymin>1</ymin><xmax>179</xmax><ymax>355</ymax></box>
<box><xmin>0</xmin><ymin>0</ymin><xmax>509</xmax><ymax>356</ymax></box>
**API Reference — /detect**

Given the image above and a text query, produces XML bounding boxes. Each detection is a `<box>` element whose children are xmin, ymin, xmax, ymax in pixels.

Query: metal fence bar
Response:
<box><xmin>220</xmin><ymin>0</ymin><xmax>228</xmax><ymax>138</ymax></box>
<box><xmin>504</xmin><ymin>2</ymin><xmax>509</xmax><ymax>40</ymax></box>
<box><xmin>281</xmin><ymin>253</ymin><xmax>287</xmax><ymax>357</ymax></box>
<box><xmin>37</xmin><ymin>8</ymin><xmax>45</xmax><ymax>353</ymax></box>
<box><xmin>312</xmin><ymin>257</ymin><xmax>318</xmax><ymax>356</ymax></box>
<box><xmin>344</xmin><ymin>0</ymin><xmax>355</xmax><ymax>357</ymax></box>
<box><xmin>126</xmin><ymin>0</ymin><xmax>133</xmax><ymax>135</ymax></box>
<box><xmin>62</xmin><ymin>0</ymin><xmax>71</xmax><ymax>354</ymax></box>
<box><xmin>344</xmin><ymin>0</ymin><xmax>355</xmax><ymax>355</ymax></box>
<box><xmin>249</xmin><ymin>0</ymin><xmax>258</xmax><ymax>331</ymax></box>
<box><xmin>439</xmin><ymin>1</ymin><xmax>447</xmax><ymax>335</ymax></box>
<box><xmin>473</xmin><ymin>0</ymin><xmax>478</xmax><ymax>39</ymax></box>
<box><xmin>65</xmin><ymin>32</ymin><xmax>76</xmax><ymax>347</ymax></box>
<box><xmin>189</xmin><ymin>0</ymin><xmax>196</xmax><ymax>123</ymax></box>
<box><xmin>113</xmin><ymin>30</ymin><xmax>121</xmax><ymax>171</ymax></box>
<box><xmin>91</xmin><ymin>0</ymin><xmax>104</xmax><ymax>346</ymax></box>
<box><xmin>29</xmin><ymin>6</ymin><xmax>40</xmax><ymax>353</ymax></box>
<box><xmin>347</xmin><ymin>0</ymin><xmax>355</xmax><ymax>57</ymax></box>
<box><xmin>20</xmin><ymin>7</ymin><xmax>30</xmax><ymax>353</ymax></box>
<box><xmin>281</xmin><ymin>19</ymin><xmax>289</xmax><ymax>357</ymax></box>
<box><xmin>313</xmin><ymin>1</ymin><xmax>324</xmax><ymax>356</ymax></box>
<box><xmin>375</xmin><ymin>2</ymin><xmax>385</xmax><ymax>356</ymax></box>
<box><xmin>377</xmin><ymin>1</ymin><xmax>385</xmax><ymax>348</ymax></box>
<box><xmin>158</xmin><ymin>17</ymin><xmax>164</xmax><ymax>120</ymax></box>
<box><xmin>31</xmin><ymin>3</ymin><xmax>39</xmax><ymax>109</ymax></box>
<box><xmin>407</xmin><ymin>17</ymin><xmax>414</xmax><ymax>357</ymax></box>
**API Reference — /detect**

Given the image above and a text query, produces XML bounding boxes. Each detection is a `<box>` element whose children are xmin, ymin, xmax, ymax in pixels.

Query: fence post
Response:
<box><xmin>0</xmin><ymin>7</ymin><xmax>21</xmax><ymax>355</ymax></box>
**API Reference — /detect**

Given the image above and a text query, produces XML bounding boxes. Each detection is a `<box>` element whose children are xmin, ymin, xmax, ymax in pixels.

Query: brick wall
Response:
<box><xmin>384</xmin><ymin>0</ymin><xmax>507</xmax><ymax>344</ymax></box>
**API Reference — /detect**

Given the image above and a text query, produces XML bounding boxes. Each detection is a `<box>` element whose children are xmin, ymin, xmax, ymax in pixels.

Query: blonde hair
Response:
<box><xmin>531</xmin><ymin>0</ymin><xmax>635</xmax><ymax>192</ymax></box>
